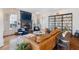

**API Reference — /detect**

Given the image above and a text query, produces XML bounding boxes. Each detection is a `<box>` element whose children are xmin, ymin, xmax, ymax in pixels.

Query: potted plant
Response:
<box><xmin>16</xmin><ymin>42</ymin><xmax>32</xmax><ymax>50</ymax></box>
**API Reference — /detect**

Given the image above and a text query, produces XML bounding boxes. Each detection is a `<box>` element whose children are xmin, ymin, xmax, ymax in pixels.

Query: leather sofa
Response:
<box><xmin>24</xmin><ymin>29</ymin><xmax>61</xmax><ymax>50</ymax></box>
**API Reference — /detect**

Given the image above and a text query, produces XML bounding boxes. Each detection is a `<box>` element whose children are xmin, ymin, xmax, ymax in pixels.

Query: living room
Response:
<box><xmin>0</xmin><ymin>8</ymin><xmax>79</xmax><ymax>50</ymax></box>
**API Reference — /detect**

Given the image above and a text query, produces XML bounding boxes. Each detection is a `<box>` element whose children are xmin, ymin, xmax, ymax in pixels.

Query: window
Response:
<box><xmin>48</xmin><ymin>13</ymin><xmax>72</xmax><ymax>33</ymax></box>
<box><xmin>10</xmin><ymin>14</ymin><xmax>17</xmax><ymax>30</ymax></box>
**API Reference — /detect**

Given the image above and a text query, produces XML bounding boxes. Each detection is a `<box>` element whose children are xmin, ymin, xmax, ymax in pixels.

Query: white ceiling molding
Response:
<box><xmin>19</xmin><ymin>8</ymin><xmax>61</xmax><ymax>14</ymax></box>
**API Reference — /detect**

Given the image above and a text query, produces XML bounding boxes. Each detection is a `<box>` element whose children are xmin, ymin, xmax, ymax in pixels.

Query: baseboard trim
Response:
<box><xmin>3</xmin><ymin>34</ymin><xmax>15</xmax><ymax>38</ymax></box>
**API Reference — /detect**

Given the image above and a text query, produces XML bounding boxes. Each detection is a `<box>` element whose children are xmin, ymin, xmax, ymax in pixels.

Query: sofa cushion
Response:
<box><xmin>36</xmin><ymin>29</ymin><xmax>61</xmax><ymax>43</ymax></box>
<box><xmin>36</xmin><ymin>34</ymin><xmax>51</xmax><ymax>43</ymax></box>
<box><xmin>50</xmin><ymin>29</ymin><xmax>60</xmax><ymax>36</ymax></box>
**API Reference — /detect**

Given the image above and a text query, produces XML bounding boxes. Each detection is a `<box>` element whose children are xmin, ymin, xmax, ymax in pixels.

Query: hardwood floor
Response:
<box><xmin>0</xmin><ymin>35</ymin><xmax>79</xmax><ymax>50</ymax></box>
<box><xmin>70</xmin><ymin>36</ymin><xmax>79</xmax><ymax>50</ymax></box>
<box><xmin>0</xmin><ymin>35</ymin><xmax>18</xmax><ymax>50</ymax></box>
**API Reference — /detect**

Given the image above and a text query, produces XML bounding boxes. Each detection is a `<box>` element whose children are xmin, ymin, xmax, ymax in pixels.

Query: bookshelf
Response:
<box><xmin>48</xmin><ymin>13</ymin><xmax>72</xmax><ymax>33</ymax></box>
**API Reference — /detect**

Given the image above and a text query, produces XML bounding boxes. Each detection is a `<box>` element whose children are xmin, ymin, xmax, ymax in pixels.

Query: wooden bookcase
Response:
<box><xmin>48</xmin><ymin>13</ymin><xmax>72</xmax><ymax>33</ymax></box>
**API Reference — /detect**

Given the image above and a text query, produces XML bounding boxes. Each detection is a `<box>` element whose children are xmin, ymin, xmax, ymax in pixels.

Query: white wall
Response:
<box><xmin>32</xmin><ymin>12</ymin><xmax>50</xmax><ymax>30</ymax></box>
<box><xmin>32</xmin><ymin>9</ymin><xmax>79</xmax><ymax>35</ymax></box>
<box><xmin>3</xmin><ymin>9</ymin><xmax>20</xmax><ymax>36</ymax></box>
<box><xmin>48</xmin><ymin>8</ymin><xmax>79</xmax><ymax>35</ymax></box>
<box><xmin>40</xmin><ymin>13</ymin><xmax>50</xmax><ymax>29</ymax></box>
<box><xmin>3</xmin><ymin>8</ymin><xmax>78</xmax><ymax>35</ymax></box>
<box><xmin>0</xmin><ymin>9</ymin><xmax>4</xmax><ymax>47</ymax></box>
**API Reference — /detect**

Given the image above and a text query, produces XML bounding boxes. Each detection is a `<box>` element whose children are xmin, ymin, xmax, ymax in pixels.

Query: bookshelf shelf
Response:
<box><xmin>48</xmin><ymin>13</ymin><xmax>72</xmax><ymax>33</ymax></box>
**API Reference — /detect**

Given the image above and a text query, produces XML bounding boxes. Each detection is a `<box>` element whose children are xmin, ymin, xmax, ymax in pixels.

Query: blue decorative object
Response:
<box><xmin>18</xmin><ymin>28</ymin><xmax>29</xmax><ymax>35</ymax></box>
<box><xmin>75</xmin><ymin>30</ymin><xmax>79</xmax><ymax>38</ymax></box>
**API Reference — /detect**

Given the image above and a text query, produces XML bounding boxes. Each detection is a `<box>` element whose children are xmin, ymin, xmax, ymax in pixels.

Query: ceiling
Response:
<box><xmin>19</xmin><ymin>8</ymin><xmax>61</xmax><ymax>14</ymax></box>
